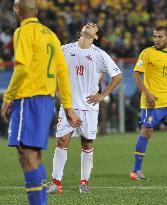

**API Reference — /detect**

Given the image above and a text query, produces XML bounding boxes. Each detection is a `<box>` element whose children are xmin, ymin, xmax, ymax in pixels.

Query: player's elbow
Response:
<box><xmin>115</xmin><ymin>73</ymin><xmax>123</xmax><ymax>83</ymax></box>
<box><xmin>15</xmin><ymin>63</ymin><xmax>28</xmax><ymax>76</ymax></box>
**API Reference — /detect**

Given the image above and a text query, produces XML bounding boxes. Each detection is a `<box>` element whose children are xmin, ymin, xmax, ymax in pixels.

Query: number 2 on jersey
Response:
<box><xmin>47</xmin><ymin>43</ymin><xmax>55</xmax><ymax>78</ymax></box>
<box><xmin>76</xmin><ymin>65</ymin><xmax>84</xmax><ymax>76</ymax></box>
<box><xmin>163</xmin><ymin>66</ymin><xmax>167</xmax><ymax>77</ymax></box>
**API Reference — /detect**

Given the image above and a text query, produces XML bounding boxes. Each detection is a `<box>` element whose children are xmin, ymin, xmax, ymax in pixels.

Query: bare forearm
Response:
<box><xmin>101</xmin><ymin>74</ymin><xmax>123</xmax><ymax>98</ymax></box>
<box><xmin>133</xmin><ymin>71</ymin><xmax>150</xmax><ymax>95</ymax></box>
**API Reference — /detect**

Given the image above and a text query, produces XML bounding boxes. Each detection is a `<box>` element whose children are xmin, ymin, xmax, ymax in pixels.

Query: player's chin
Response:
<box><xmin>155</xmin><ymin>45</ymin><xmax>160</xmax><ymax>50</ymax></box>
<box><xmin>155</xmin><ymin>44</ymin><xmax>164</xmax><ymax>50</ymax></box>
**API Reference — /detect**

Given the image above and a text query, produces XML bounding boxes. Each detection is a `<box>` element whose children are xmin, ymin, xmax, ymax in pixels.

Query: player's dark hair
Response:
<box><xmin>154</xmin><ymin>26</ymin><xmax>167</xmax><ymax>35</ymax></box>
<box><xmin>93</xmin><ymin>26</ymin><xmax>103</xmax><ymax>47</ymax></box>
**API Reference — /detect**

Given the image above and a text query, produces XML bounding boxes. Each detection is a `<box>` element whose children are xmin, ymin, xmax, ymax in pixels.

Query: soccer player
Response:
<box><xmin>130</xmin><ymin>26</ymin><xmax>167</xmax><ymax>180</ymax></box>
<box><xmin>1</xmin><ymin>0</ymin><xmax>81</xmax><ymax>204</ymax></box>
<box><xmin>47</xmin><ymin>23</ymin><xmax>123</xmax><ymax>193</ymax></box>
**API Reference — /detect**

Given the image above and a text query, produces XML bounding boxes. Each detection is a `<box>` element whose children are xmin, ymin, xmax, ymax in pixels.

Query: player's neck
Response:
<box><xmin>19</xmin><ymin>14</ymin><xmax>37</xmax><ymax>23</ymax></box>
<box><xmin>78</xmin><ymin>37</ymin><xmax>93</xmax><ymax>49</ymax></box>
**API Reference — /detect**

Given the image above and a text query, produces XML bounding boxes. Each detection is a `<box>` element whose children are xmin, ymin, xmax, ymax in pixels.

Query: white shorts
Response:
<box><xmin>56</xmin><ymin>107</ymin><xmax>99</xmax><ymax>140</ymax></box>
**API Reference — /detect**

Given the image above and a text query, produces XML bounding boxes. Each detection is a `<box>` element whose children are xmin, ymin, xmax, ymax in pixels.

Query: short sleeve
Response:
<box><xmin>99</xmin><ymin>50</ymin><xmax>122</xmax><ymax>77</ymax></box>
<box><xmin>134</xmin><ymin>49</ymin><xmax>149</xmax><ymax>73</ymax></box>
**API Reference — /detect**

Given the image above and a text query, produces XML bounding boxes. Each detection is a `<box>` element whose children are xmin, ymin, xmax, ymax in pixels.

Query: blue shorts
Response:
<box><xmin>140</xmin><ymin>108</ymin><xmax>167</xmax><ymax>128</ymax></box>
<box><xmin>8</xmin><ymin>96</ymin><xmax>54</xmax><ymax>149</ymax></box>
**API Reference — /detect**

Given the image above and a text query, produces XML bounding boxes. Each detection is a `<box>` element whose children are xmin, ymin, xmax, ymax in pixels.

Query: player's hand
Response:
<box><xmin>86</xmin><ymin>93</ymin><xmax>103</xmax><ymax>106</ymax></box>
<box><xmin>65</xmin><ymin>108</ymin><xmax>82</xmax><ymax>128</ymax></box>
<box><xmin>145</xmin><ymin>92</ymin><xmax>158</xmax><ymax>108</ymax></box>
<box><xmin>1</xmin><ymin>101</ymin><xmax>12</xmax><ymax>123</ymax></box>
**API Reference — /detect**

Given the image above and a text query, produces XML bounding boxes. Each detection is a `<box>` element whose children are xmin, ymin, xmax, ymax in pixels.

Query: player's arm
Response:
<box><xmin>87</xmin><ymin>51</ymin><xmax>123</xmax><ymax>105</ymax></box>
<box><xmin>4</xmin><ymin>63</ymin><xmax>28</xmax><ymax>103</ymax></box>
<box><xmin>2</xmin><ymin>29</ymin><xmax>32</xmax><ymax>122</ymax></box>
<box><xmin>4</xmin><ymin>28</ymin><xmax>32</xmax><ymax>103</ymax></box>
<box><xmin>87</xmin><ymin>73</ymin><xmax>123</xmax><ymax>105</ymax></box>
<box><xmin>55</xmin><ymin>40</ymin><xmax>82</xmax><ymax>127</ymax></box>
<box><xmin>133</xmin><ymin>49</ymin><xmax>157</xmax><ymax>108</ymax></box>
<box><xmin>1</xmin><ymin>63</ymin><xmax>28</xmax><ymax>122</ymax></box>
<box><xmin>133</xmin><ymin>71</ymin><xmax>157</xmax><ymax>108</ymax></box>
<box><xmin>4</xmin><ymin>28</ymin><xmax>33</xmax><ymax>103</ymax></box>
<box><xmin>133</xmin><ymin>71</ymin><xmax>149</xmax><ymax>94</ymax></box>
<box><xmin>101</xmin><ymin>73</ymin><xmax>123</xmax><ymax>97</ymax></box>
<box><xmin>55</xmin><ymin>41</ymin><xmax>72</xmax><ymax>109</ymax></box>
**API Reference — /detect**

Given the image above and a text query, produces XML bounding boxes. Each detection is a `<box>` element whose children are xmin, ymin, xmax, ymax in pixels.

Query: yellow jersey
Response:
<box><xmin>134</xmin><ymin>46</ymin><xmax>167</xmax><ymax>108</ymax></box>
<box><xmin>4</xmin><ymin>17</ymin><xmax>72</xmax><ymax>108</ymax></box>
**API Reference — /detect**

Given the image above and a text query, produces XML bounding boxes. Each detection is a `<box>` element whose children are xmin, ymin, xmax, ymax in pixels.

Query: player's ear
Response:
<box><xmin>35</xmin><ymin>9</ymin><xmax>38</xmax><ymax>16</ymax></box>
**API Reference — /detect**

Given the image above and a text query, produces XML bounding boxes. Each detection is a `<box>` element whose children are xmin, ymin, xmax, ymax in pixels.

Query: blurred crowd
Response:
<box><xmin>0</xmin><ymin>0</ymin><xmax>167</xmax><ymax>135</ymax></box>
<box><xmin>1</xmin><ymin>0</ymin><xmax>167</xmax><ymax>62</ymax></box>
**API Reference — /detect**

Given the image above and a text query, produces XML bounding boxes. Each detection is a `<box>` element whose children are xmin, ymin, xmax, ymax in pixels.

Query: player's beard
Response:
<box><xmin>155</xmin><ymin>42</ymin><xmax>167</xmax><ymax>50</ymax></box>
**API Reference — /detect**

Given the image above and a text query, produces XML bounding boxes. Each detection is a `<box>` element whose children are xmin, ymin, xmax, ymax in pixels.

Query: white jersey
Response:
<box><xmin>62</xmin><ymin>42</ymin><xmax>121</xmax><ymax>111</ymax></box>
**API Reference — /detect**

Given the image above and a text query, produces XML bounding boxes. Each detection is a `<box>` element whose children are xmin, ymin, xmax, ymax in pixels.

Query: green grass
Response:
<box><xmin>0</xmin><ymin>132</ymin><xmax>167</xmax><ymax>204</ymax></box>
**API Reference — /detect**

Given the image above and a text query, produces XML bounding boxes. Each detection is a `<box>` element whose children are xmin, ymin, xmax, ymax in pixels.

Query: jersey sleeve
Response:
<box><xmin>99</xmin><ymin>50</ymin><xmax>121</xmax><ymax>77</ymax></box>
<box><xmin>134</xmin><ymin>49</ymin><xmax>149</xmax><ymax>72</ymax></box>
<box><xmin>4</xmin><ymin>27</ymin><xmax>32</xmax><ymax>103</ymax></box>
<box><xmin>4</xmin><ymin>64</ymin><xmax>28</xmax><ymax>103</ymax></box>
<box><xmin>55</xmin><ymin>39</ymin><xmax>72</xmax><ymax>109</ymax></box>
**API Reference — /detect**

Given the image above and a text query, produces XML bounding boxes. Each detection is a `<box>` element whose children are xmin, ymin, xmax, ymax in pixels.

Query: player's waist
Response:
<box><xmin>140</xmin><ymin>101</ymin><xmax>167</xmax><ymax>109</ymax></box>
<box><xmin>13</xmin><ymin>91</ymin><xmax>55</xmax><ymax>100</ymax></box>
<box><xmin>60</xmin><ymin>105</ymin><xmax>99</xmax><ymax>111</ymax></box>
<box><xmin>74</xmin><ymin>108</ymin><xmax>99</xmax><ymax>112</ymax></box>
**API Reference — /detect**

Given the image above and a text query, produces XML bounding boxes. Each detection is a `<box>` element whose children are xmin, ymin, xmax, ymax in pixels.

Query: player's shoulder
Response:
<box><xmin>138</xmin><ymin>47</ymin><xmax>155</xmax><ymax>60</ymax></box>
<box><xmin>23</xmin><ymin>21</ymin><xmax>54</xmax><ymax>35</ymax></box>
<box><xmin>13</xmin><ymin>27</ymin><xmax>22</xmax><ymax>40</ymax></box>
<box><xmin>61</xmin><ymin>42</ymin><xmax>77</xmax><ymax>51</ymax></box>
<box><xmin>36</xmin><ymin>24</ymin><xmax>61</xmax><ymax>44</ymax></box>
<box><xmin>35</xmin><ymin>23</ymin><xmax>56</xmax><ymax>37</ymax></box>
<box><xmin>14</xmin><ymin>27</ymin><xmax>21</xmax><ymax>34</ymax></box>
<box><xmin>92</xmin><ymin>44</ymin><xmax>103</xmax><ymax>53</ymax></box>
<box><xmin>92</xmin><ymin>44</ymin><xmax>107</xmax><ymax>56</ymax></box>
<box><xmin>92</xmin><ymin>44</ymin><xmax>111</xmax><ymax>60</ymax></box>
<box><xmin>141</xmin><ymin>46</ymin><xmax>155</xmax><ymax>55</ymax></box>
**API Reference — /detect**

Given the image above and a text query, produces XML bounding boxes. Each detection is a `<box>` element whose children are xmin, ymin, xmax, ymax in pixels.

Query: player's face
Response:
<box><xmin>82</xmin><ymin>23</ymin><xmax>99</xmax><ymax>40</ymax></box>
<box><xmin>154</xmin><ymin>30</ymin><xmax>167</xmax><ymax>50</ymax></box>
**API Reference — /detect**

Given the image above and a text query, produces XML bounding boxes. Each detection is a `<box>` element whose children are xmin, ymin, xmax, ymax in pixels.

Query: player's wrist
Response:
<box><xmin>3</xmin><ymin>97</ymin><xmax>12</xmax><ymax>104</ymax></box>
<box><xmin>64</xmin><ymin>108</ymin><xmax>73</xmax><ymax>116</ymax></box>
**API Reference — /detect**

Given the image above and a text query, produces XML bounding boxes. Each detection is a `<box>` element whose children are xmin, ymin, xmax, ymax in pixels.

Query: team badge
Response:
<box><xmin>138</xmin><ymin>60</ymin><xmax>143</xmax><ymax>67</ymax></box>
<box><xmin>147</xmin><ymin>116</ymin><xmax>153</xmax><ymax>123</ymax></box>
<box><xmin>86</xmin><ymin>55</ymin><xmax>93</xmax><ymax>61</ymax></box>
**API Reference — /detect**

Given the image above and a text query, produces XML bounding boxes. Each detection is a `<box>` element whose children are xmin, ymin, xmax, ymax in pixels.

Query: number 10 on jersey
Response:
<box><xmin>76</xmin><ymin>65</ymin><xmax>84</xmax><ymax>76</ymax></box>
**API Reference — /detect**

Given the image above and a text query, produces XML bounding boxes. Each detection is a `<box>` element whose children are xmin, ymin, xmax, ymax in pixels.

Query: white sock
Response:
<box><xmin>81</xmin><ymin>149</ymin><xmax>93</xmax><ymax>181</ymax></box>
<box><xmin>52</xmin><ymin>147</ymin><xmax>67</xmax><ymax>181</ymax></box>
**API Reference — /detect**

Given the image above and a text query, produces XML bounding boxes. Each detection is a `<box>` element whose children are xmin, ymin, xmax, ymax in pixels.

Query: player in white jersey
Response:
<box><xmin>47</xmin><ymin>23</ymin><xmax>123</xmax><ymax>193</ymax></box>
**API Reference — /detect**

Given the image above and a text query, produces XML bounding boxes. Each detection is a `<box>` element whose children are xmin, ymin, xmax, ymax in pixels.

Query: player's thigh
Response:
<box><xmin>140</xmin><ymin>108</ymin><xmax>165</xmax><ymax>128</ymax></box>
<box><xmin>56</xmin><ymin>106</ymin><xmax>75</xmax><ymax>138</ymax></box>
<box><xmin>79</xmin><ymin>110</ymin><xmax>99</xmax><ymax>140</ymax></box>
